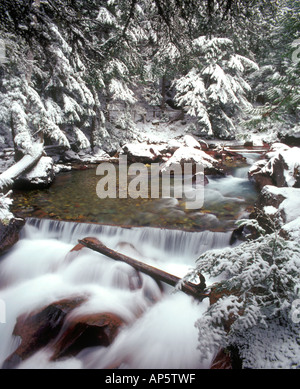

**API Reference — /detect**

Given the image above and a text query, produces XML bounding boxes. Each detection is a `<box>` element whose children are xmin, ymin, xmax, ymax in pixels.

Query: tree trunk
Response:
<box><xmin>161</xmin><ymin>75</ymin><xmax>166</xmax><ymax>112</ymax></box>
<box><xmin>26</xmin><ymin>0</ymin><xmax>40</xmax><ymax>84</ymax></box>
<box><xmin>78</xmin><ymin>237</ymin><xmax>209</xmax><ymax>301</ymax></box>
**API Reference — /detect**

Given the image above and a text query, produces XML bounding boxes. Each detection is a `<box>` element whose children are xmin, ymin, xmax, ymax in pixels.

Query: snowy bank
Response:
<box><xmin>249</xmin><ymin>143</ymin><xmax>300</xmax><ymax>189</ymax></box>
<box><xmin>0</xmin><ymin>191</ymin><xmax>25</xmax><ymax>255</ymax></box>
<box><xmin>253</xmin><ymin>184</ymin><xmax>300</xmax><ymax>238</ymax></box>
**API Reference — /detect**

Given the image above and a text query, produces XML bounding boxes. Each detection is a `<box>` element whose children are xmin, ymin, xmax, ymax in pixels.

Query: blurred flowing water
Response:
<box><xmin>0</xmin><ymin>218</ymin><xmax>232</xmax><ymax>369</ymax></box>
<box><xmin>0</xmin><ymin>147</ymin><xmax>264</xmax><ymax>369</ymax></box>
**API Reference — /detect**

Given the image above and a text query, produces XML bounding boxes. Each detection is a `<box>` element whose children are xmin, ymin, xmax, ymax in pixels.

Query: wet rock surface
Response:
<box><xmin>2</xmin><ymin>295</ymin><xmax>125</xmax><ymax>368</ymax></box>
<box><xmin>0</xmin><ymin>217</ymin><xmax>25</xmax><ymax>256</ymax></box>
<box><xmin>2</xmin><ymin>296</ymin><xmax>87</xmax><ymax>368</ymax></box>
<box><xmin>50</xmin><ymin>311</ymin><xmax>124</xmax><ymax>361</ymax></box>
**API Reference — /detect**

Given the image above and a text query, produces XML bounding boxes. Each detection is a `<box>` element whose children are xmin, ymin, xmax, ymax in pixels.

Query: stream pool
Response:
<box><xmin>10</xmin><ymin>148</ymin><xmax>262</xmax><ymax>232</ymax></box>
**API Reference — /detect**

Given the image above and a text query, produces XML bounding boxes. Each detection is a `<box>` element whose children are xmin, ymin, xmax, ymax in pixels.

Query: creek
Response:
<box><xmin>0</xmin><ymin>146</ymin><xmax>264</xmax><ymax>369</ymax></box>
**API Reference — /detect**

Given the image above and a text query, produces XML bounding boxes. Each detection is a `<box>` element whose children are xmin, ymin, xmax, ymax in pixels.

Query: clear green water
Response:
<box><xmin>11</xmin><ymin>159</ymin><xmax>259</xmax><ymax>232</ymax></box>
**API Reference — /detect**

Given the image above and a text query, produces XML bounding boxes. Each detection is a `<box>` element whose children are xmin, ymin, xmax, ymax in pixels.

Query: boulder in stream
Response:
<box><xmin>2</xmin><ymin>296</ymin><xmax>87</xmax><ymax>368</ymax></box>
<box><xmin>3</xmin><ymin>295</ymin><xmax>125</xmax><ymax>368</ymax></box>
<box><xmin>14</xmin><ymin>156</ymin><xmax>55</xmax><ymax>190</ymax></box>
<box><xmin>50</xmin><ymin>311</ymin><xmax>124</xmax><ymax>361</ymax></box>
<box><xmin>120</xmin><ymin>142</ymin><xmax>163</xmax><ymax>163</ymax></box>
<box><xmin>160</xmin><ymin>146</ymin><xmax>225</xmax><ymax>176</ymax></box>
<box><xmin>248</xmin><ymin>143</ymin><xmax>300</xmax><ymax>190</ymax></box>
<box><xmin>0</xmin><ymin>217</ymin><xmax>25</xmax><ymax>256</ymax></box>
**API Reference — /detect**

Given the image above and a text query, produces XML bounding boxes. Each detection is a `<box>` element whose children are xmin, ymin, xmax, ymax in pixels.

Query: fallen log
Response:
<box><xmin>78</xmin><ymin>237</ymin><xmax>209</xmax><ymax>301</ymax></box>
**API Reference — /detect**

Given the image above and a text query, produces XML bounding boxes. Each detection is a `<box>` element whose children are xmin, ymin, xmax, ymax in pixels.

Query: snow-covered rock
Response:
<box><xmin>160</xmin><ymin>146</ymin><xmax>223</xmax><ymax>175</ymax></box>
<box><xmin>249</xmin><ymin>143</ymin><xmax>300</xmax><ymax>189</ymax></box>
<box><xmin>280</xmin><ymin>216</ymin><xmax>300</xmax><ymax>240</ymax></box>
<box><xmin>119</xmin><ymin>134</ymin><xmax>210</xmax><ymax>164</ymax></box>
<box><xmin>263</xmin><ymin>186</ymin><xmax>300</xmax><ymax>224</ymax></box>
<box><xmin>14</xmin><ymin>156</ymin><xmax>55</xmax><ymax>189</ymax></box>
<box><xmin>182</xmin><ymin>135</ymin><xmax>201</xmax><ymax>149</ymax></box>
<box><xmin>120</xmin><ymin>142</ymin><xmax>163</xmax><ymax>163</ymax></box>
<box><xmin>254</xmin><ymin>185</ymin><xmax>300</xmax><ymax>235</ymax></box>
<box><xmin>53</xmin><ymin>164</ymin><xmax>72</xmax><ymax>174</ymax></box>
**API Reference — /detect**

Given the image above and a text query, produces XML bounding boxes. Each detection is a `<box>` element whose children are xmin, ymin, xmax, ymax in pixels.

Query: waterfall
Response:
<box><xmin>23</xmin><ymin>217</ymin><xmax>232</xmax><ymax>258</ymax></box>
<box><xmin>0</xmin><ymin>218</ymin><xmax>232</xmax><ymax>369</ymax></box>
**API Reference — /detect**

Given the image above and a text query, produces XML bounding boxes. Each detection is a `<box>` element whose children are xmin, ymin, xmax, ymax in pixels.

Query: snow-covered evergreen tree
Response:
<box><xmin>241</xmin><ymin>0</ymin><xmax>300</xmax><ymax>139</ymax></box>
<box><xmin>0</xmin><ymin>0</ymin><xmax>145</xmax><ymax>156</ymax></box>
<box><xmin>180</xmin><ymin>227</ymin><xmax>300</xmax><ymax>367</ymax></box>
<box><xmin>173</xmin><ymin>36</ymin><xmax>258</xmax><ymax>138</ymax></box>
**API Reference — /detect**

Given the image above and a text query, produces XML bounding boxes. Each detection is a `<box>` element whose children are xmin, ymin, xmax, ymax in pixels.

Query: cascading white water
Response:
<box><xmin>0</xmin><ymin>218</ymin><xmax>232</xmax><ymax>369</ymax></box>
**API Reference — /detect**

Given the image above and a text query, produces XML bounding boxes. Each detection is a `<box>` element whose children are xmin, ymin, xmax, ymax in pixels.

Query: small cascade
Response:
<box><xmin>0</xmin><ymin>218</ymin><xmax>232</xmax><ymax>369</ymax></box>
<box><xmin>0</xmin><ymin>147</ymin><xmax>265</xmax><ymax>369</ymax></box>
<box><xmin>23</xmin><ymin>217</ymin><xmax>232</xmax><ymax>266</ymax></box>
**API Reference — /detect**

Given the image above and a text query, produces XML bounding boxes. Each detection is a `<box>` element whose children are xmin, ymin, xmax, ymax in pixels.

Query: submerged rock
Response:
<box><xmin>3</xmin><ymin>295</ymin><xmax>125</xmax><ymax>368</ymax></box>
<box><xmin>2</xmin><ymin>296</ymin><xmax>87</xmax><ymax>368</ymax></box>
<box><xmin>50</xmin><ymin>312</ymin><xmax>124</xmax><ymax>361</ymax></box>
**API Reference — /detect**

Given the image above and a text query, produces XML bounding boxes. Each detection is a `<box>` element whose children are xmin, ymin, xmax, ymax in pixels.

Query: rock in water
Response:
<box><xmin>0</xmin><ymin>217</ymin><xmax>25</xmax><ymax>256</ymax></box>
<box><xmin>120</xmin><ymin>142</ymin><xmax>162</xmax><ymax>163</ymax></box>
<box><xmin>160</xmin><ymin>146</ymin><xmax>224</xmax><ymax>176</ymax></box>
<box><xmin>14</xmin><ymin>156</ymin><xmax>55</xmax><ymax>190</ymax></box>
<box><xmin>50</xmin><ymin>312</ymin><xmax>124</xmax><ymax>361</ymax></box>
<box><xmin>2</xmin><ymin>296</ymin><xmax>86</xmax><ymax>368</ymax></box>
<box><xmin>2</xmin><ymin>296</ymin><xmax>124</xmax><ymax>368</ymax></box>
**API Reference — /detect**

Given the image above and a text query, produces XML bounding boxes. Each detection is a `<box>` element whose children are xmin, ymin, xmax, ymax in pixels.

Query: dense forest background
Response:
<box><xmin>0</xmin><ymin>0</ymin><xmax>299</xmax><ymax>161</ymax></box>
